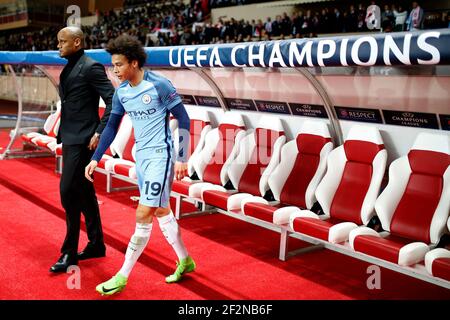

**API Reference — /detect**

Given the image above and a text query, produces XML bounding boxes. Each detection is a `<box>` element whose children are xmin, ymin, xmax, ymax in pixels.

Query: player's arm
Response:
<box><xmin>158</xmin><ymin>77</ymin><xmax>191</xmax><ymax>180</ymax></box>
<box><xmin>85</xmin><ymin>92</ymin><xmax>125</xmax><ymax>182</ymax></box>
<box><xmin>171</xmin><ymin>102</ymin><xmax>190</xmax><ymax>163</ymax></box>
<box><xmin>171</xmin><ymin>102</ymin><xmax>190</xmax><ymax>181</ymax></box>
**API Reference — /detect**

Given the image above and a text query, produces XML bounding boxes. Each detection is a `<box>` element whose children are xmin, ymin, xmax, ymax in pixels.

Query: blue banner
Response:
<box><xmin>1</xmin><ymin>29</ymin><xmax>449</xmax><ymax>67</ymax></box>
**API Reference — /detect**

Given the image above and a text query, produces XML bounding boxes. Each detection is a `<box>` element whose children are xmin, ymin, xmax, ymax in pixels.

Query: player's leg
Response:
<box><xmin>154</xmin><ymin>206</ymin><xmax>196</xmax><ymax>283</ymax></box>
<box><xmin>96</xmin><ymin>204</ymin><xmax>153</xmax><ymax>295</ymax></box>
<box><xmin>140</xmin><ymin>154</ymin><xmax>195</xmax><ymax>283</ymax></box>
<box><xmin>96</xmin><ymin>164</ymin><xmax>154</xmax><ymax>296</ymax></box>
<box><xmin>118</xmin><ymin>204</ymin><xmax>153</xmax><ymax>277</ymax></box>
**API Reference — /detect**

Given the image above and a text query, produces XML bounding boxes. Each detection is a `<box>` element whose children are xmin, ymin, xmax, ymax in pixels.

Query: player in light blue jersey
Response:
<box><xmin>84</xmin><ymin>35</ymin><xmax>195</xmax><ymax>295</ymax></box>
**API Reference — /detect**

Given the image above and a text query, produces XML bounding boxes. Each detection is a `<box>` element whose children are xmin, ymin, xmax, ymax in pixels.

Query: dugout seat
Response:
<box><xmin>106</xmin><ymin>128</ymin><xmax>136</xmax><ymax>180</ymax></box>
<box><xmin>21</xmin><ymin>100</ymin><xmax>61</xmax><ymax>150</ymax></box>
<box><xmin>200</xmin><ymin>115</ymin><xmax>286</xmax><ymax>212</ymax></box>
<box><xmin>95</xmin><ymin>113</ymin><xmax>133</xmax><ymax>171</ymax></box>
<box><xmin>289</xmin><ymin>125</ymin><xmax>387</xmax><ymax>244</ymax></box>
<box><xmin>350</xmin><ymin>132</ymin><xmax>450</xmax><ymax>266</ymax></box>
<box><xmin>241</xmin><ymin>120</ymin><xmax>333</xmax><ymax>225</ymax></box>
<box><xmin>171</xmin><ymin>112</ymin><xmax>246</xmax><ymax>198</ymax></box>
<box><xmin>171</xmin><ymin>109</ymin><xmax>212</xmax><ymax>186</ymax></box>
<box><xmin>424</xmin><ymin>218</ymin><xmax>450</xmax><ymax>281</ymax></box>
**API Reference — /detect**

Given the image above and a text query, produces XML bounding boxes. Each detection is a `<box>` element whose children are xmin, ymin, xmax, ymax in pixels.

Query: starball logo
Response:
<box><xmin>393</xmin><ymin>112</ymin><xmax>428</xmax><ymax>124</ymax></box>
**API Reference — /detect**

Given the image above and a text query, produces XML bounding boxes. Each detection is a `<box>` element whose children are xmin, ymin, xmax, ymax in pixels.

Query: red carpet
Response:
<box><xmin>0</xmin><ymin>127</ymin><xmax>28</xmax><ymax>153</ymax></box>
<box><xmin>0</xmin><ymin>157</ymin><xmax>449</xmax><ymax>300</ymax></box>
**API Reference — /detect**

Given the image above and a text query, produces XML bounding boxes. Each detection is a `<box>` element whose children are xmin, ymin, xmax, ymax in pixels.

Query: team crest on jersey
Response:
<box><xmin>142</xmin><ymin>94</ymin><xmax>152</xmax><ymax>104</ymax></box>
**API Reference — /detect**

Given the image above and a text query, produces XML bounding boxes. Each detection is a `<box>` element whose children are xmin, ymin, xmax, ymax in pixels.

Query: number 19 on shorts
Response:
<box><xmin>144</xmin><ymin>181</ymin><xmax>162</xmax><ymax>197</ymax></box>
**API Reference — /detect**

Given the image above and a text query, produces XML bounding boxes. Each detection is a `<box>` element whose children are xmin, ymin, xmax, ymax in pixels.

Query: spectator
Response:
<box><xmin>407</xmin><ymin>1</ymin><xmax>425</xmax><ymax>30</ymax></box>
<box><xmin>272</xmin><ymin>15</ymin><xmax>281</xmax><ymax>37</ymax></box>
<box><xmin>178</xmin><ymin>26</ymin><xmax>193</xmax><ymax>45</ymax></box>
<box><xmin>264</xmin><ymin>17</ymin><xmax>272</xmax><ymax>36</ymax></box>
<box><xmin>381</xmin><ymin>5</ymin><xmax>395</xmax><ymax>31</ymax></box>
<box><xmin>281</xmin><ymin>12</ymin><xmax>292</xmax><ymax>36</ymax></box>
<box><xmin>392</xmin><ymin>5</ymin><xmax>406</xmax><ymax>32</ymax></box>
<box><xmin>334</xmin><ymin>8</ymin><xmax>344</xmax><ymax>33</ymax></box>
<box><xmin>345</xmin><ymin>5</ymin><xmax>359</xmax><ymax>32</ymax></box>
<box><xmin>357</xmin><ymin>3</ymin><xmax>367</xmax><ymax>31</ymax></box>
<box><xmin>292</xmin><ymin>11</ymin><xmax>303</xmax><ymax>36</ymax></box>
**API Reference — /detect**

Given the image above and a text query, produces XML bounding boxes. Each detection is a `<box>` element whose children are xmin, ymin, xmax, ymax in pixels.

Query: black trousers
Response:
<box><xmin>60</xmin><ymin>144</ymin><xmax>105</xmax><ymax>256</ymax></box>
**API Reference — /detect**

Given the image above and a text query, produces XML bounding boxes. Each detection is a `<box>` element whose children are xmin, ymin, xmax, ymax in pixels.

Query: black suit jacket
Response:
<box><xmin>57</xmin><ymin>53</ymin><xmax>114</xmax><ymax>145</ymax></box>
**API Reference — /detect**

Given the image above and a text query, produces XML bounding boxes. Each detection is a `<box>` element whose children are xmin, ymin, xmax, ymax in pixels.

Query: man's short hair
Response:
<box><xmin>59</xmin><ymin>26</ymin><xmax>85</xmax><ymax>47</ymax></box>
<box><xmin>106</xmin><ymin>34</ymin><xmax>147</xmax><ymax>68</ymax></box>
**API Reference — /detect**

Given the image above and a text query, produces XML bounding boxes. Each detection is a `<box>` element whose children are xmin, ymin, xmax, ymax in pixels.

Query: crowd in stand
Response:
<box><xmin>0</xmin><ymin>1</ymin><xmax>448</xmax><ymax>51</ymax></box>
<box><xmin>209</xmin><ymin>0</ymin><xmax>267</xmax><ymax>8</ymax></box>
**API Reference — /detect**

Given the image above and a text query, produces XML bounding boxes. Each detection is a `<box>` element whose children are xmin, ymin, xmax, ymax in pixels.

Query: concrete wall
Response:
<box><xmin>0</xmin><ymin>75</ymin><xmax>59</xmax><ymax>105</ymax></box>
<box><xmin>80</xmin><ymin>14</ymin><xmax>99</xmax><ymax>27</ymax></box>
<box><xmin>92</xmin><ymin>0</ymin><xmax>124</xmax><ymax>13</ymax></box>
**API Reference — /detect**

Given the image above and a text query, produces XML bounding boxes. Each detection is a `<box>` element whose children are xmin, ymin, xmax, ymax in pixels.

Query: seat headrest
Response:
<box><xmin>218</xmin><ymin>123</ymin><xmax>243</xmax><ymax>141</ymax></box>
<box><xmin>345</xmin><ymin>125</ymin><xmax>383</xmax><ymax>145</ymax></box>
<box><xmin>412</xmin><ymin>132</ymin><xmax>450</xmax><ymax>155</ymax></box>
<box><xmin>188</xmin><ymin>108</ymin><xmax>211</xmax><ymax>123</ymax></box>
<box><xmin>221</xmin><ymin>112</ymin><xmax>245</xmax><ymax>127</ymax></box>
<box><xmin>257</xmin><ymin>115</ymin><xmax>284</xmax><ymax>132</ymax></box>
<box><xmin>296</xmin><ymin>134</ymin><xmax>331</xmax><ymax>155</ymax></box>
<box><xmin>255</xmin><ymin>128</ymin><xmax>284</xmax><ymax>149</ymax></box>
<box><xmin>299</xmin><ymin>120</ymin><xmax>331</xmax><ymax>138</ymax></box>
<box><xmin>344</xmin><ymin>140</ymin><xmax>384</xmax><ymax>164</ymax></box>
<box><xmin>408</xmin><ymin>150</ymin><xmax>449</xmax><ymax>176</ymax></box>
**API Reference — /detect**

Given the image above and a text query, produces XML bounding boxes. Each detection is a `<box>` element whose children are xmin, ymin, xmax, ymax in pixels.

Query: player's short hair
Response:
<box><xmin>106</xmin><ymin>34</ymin><xmax>147</xmax><ymax>68</ymax></box>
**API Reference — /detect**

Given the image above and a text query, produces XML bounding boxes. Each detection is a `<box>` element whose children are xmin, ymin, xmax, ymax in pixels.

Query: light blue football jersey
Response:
<box><xmin>111</xmin><ymin>70</ymin><xmax>182</xmax><ymax>161</ymax></box>
<box><xmin>111</xmin><ymin>70</ymin><xmax>182</xmax><ymax>207</ymax></box>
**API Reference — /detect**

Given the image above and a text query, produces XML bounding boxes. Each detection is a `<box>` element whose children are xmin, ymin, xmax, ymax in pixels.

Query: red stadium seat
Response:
<box><xmin>21</xmin><ymin>100</ymin><xmax>61</xmax><ymax>150</ymax></box>
<box><xmin>201</xmin><ymin>115</ymin><xmax>286</xmax><ymax>212</ymax></box>
<box><xmin>289</xmin><ymin>125</ymin><xmax>387</xmax><ymax>244</ymax></box>
<box><xmin>171</xmin><ymin>109</ymin><xmax>212</xmax><ymax>193</ymax></box>
<box><xmin>350</xmin><ymin>132</ymin><xmax>450</xmax><ymax>266</ymax></box>
<box><xmin>171</xmin><ymin>112</ymin><xmax>246</xmax><ymax>199</ymax></box>
<box><xmin>425</xmin><ymin>247</ymin><xmax>450</xmax><ymax>282</ymax></box>
<box><xmin>241</xmin><ymin>120</ymin><xmax>333</xmax><ymax>225</ymax></box>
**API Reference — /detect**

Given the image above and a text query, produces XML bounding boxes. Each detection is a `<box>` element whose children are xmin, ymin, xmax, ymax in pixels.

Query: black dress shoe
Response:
<box><xmin>49</xmin><ymin>253</ymin><xmax>78</xmax><ymax>273</ymax></box>
<box><xmin>77</xmin><ymin>246</ymin><xmax>106</xmax><ymax>261</ymax></box>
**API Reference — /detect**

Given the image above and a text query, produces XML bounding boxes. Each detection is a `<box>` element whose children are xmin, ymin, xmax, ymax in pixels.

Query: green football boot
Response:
<box><xmin>96</xmin><ymin>273</ymin><xmax>128</xmax><ymax>296</ymax></box>
<box><xmin>165</xmin><ymin>256</ymin><xmax>196</xmax><ymax>283</ymax></box>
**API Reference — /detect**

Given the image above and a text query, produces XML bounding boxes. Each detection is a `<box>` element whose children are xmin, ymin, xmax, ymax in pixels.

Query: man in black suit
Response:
<box><xmin>50</xmin><ymin>27</ymin><xmax>114</xmax><ymax>273</ymax></box>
